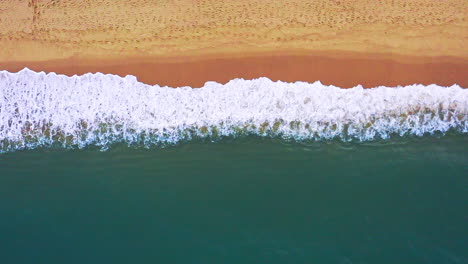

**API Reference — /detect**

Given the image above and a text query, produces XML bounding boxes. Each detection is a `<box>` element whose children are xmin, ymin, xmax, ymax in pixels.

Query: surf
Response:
<box><xmin>0</xmin><ymin>68</ymin><xmax>466</xmax><ymax>153</ymax></box>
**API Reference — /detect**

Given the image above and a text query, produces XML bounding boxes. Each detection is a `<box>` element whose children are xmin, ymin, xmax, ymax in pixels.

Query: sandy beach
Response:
<box><xmin>0</xmin><ymin>0</ymin><xmax>467</xmax><ymax>87</ymax></box>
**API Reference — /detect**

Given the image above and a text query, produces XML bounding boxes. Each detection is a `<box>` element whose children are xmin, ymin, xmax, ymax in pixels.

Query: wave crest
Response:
<box><xmin>0</xmin><ymin>68</ymin><xmax>466</xmax><ymax>152</ymax></box>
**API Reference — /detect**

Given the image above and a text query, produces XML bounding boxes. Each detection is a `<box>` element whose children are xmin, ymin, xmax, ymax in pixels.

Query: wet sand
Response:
<box><xmin>1</xmin><ymin>52</ymin><xmax>467</xmax><ymax>88</ymax></box>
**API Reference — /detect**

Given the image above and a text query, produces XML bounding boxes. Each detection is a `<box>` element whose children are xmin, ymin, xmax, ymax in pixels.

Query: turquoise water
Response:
<box><xmin>1</xmin><ymin>135</ymin><xmax>467</xmax><ymax>263</ymax></box>
<box><xmin>1</xmin><ymin>69</ymin><xmax>467</xmax><ymax>262</ymax></box>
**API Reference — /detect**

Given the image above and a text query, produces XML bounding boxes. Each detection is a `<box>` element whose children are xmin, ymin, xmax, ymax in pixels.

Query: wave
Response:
<box><xmin>0</xmin><ymin>68</ymin><xmax>466</xmax><ymax>152</ymax></box>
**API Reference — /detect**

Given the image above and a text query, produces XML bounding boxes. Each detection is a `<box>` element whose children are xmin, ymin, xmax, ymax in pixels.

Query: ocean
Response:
<box><xmin>0</xmin><ymin>69</ymin><xmax>467</xmax><ymax>263</ymax></box>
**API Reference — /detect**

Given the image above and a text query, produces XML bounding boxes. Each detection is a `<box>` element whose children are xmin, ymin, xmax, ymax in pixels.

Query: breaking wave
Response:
<box><xmin>0</xmin><ymin>68</ymin><xmax>466</xmax><ymax>152</ymax></box>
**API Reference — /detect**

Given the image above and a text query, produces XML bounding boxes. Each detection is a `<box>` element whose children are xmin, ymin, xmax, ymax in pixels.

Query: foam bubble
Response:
<box><xmin>0</xmin><ymin>68</ymin><xmax>466</xmax><ymax>152</ymax></box>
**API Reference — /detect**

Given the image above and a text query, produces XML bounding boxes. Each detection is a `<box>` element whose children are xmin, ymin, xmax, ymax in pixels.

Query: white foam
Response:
<box><xmin>0</xmin><ymin>68</ymin><xmax>466</xmax><ymax>152</ymax></box>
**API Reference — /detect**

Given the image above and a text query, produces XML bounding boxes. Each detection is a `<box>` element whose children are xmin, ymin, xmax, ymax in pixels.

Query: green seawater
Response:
<box><xmin>0</xmin><ymin>136</ymin><xmax>467</xmax><ymax>264</ymax></box>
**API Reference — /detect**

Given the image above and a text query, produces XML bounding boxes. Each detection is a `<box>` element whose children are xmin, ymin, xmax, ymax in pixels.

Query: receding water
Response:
<box><xmin>0</xmin><ymin>136</ymin><xmax>467</xmax><ymax>264</ymax></box>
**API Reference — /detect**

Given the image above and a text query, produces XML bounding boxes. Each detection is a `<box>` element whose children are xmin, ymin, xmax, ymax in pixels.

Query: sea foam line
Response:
<box><xmin>0</xmin><ymin>68</ymin><xmax>466</xmax><ymax>152</ymax></box>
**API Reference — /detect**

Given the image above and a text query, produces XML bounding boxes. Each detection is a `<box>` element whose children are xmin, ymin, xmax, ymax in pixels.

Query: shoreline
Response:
<box><xmin>1</xmin><ymin>51</ymin><xmax>467</xmax><ymax>88</ymax></box>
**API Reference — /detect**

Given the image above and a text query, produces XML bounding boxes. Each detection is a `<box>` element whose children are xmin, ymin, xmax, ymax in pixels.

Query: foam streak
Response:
<box><xmin>0</xmin><ymin>68</ymin><xmax>466</xmax><ymax>152</ymax></box>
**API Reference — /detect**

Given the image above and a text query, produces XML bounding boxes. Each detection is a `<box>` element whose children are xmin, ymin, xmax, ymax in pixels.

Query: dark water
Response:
<box><xmin>0</xmin><ymin>136</ymin><xmax>467</xmax><ymax>264</ymax></box>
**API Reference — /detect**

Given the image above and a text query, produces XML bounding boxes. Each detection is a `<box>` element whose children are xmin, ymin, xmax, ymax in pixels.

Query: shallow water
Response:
<box><xmin>1</xmin><ymin>69</ymin><xmax>466</xmax><ymax>153</ymax></box>
<box><xmin>1</xmin><ymin>136</ymin><xmax>467</xmax><ymax>263</ymax></box>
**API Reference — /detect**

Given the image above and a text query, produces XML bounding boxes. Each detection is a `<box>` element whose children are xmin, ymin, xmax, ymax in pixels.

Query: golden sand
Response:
<box><xmin>0</xmin><ymin>0</ymin><xmax>467</xmax><ymax>87</ymax></box>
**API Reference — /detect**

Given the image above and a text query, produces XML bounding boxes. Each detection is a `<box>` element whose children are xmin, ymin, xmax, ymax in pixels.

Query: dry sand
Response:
<box><xmin>0</xmin><ymin>0</ymin><xmax>467</xmax><ymax>87</ymax></box>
